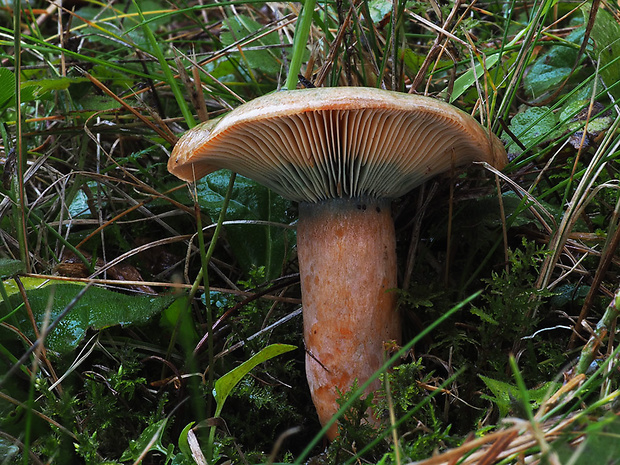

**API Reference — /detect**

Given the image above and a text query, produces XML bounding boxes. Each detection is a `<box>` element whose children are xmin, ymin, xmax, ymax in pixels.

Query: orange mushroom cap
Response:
<box><xmin>168</xmin><ymin>87</ymin><xmax>507</xmax><ymax>201</ymax></box>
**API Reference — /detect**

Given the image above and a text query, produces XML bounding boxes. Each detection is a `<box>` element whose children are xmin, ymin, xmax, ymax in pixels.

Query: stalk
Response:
<box><xmin>297</xmin><ymin>198</ymin><xmax>400</xmax><ymax>439</ymax></box>
<box><xmin>285</xmin><ymin>0</ymin><xmax>316</xmax><ymax>90</ymax></box>
<box><xmin>13</xmin><ymin>0</ymin><xmax>29</xmax><ymax>273</ymax></box>
<box><xmin>191</xmin><ymin>172</ymin><xmax>236</xmax><ymax>461</ymax></box>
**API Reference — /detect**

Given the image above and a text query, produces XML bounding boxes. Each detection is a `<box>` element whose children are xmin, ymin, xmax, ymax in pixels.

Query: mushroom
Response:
<box><xmin>168</xmin><ymin>86</ymin><xmax>507</xmax><ymax>439</ymax></box>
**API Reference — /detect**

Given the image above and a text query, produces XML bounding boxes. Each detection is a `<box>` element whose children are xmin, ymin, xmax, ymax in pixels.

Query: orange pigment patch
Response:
<box><xmin>297</xmin><ymin>199</ymin><xmax>400</xmax><ymax>440</ymax></box>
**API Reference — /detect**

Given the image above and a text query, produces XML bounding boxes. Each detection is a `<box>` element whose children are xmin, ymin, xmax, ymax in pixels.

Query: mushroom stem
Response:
<box><xmin>297</xmin><ymin>198</ymin><xmax>400</xmax><ymax>439</ymax></box>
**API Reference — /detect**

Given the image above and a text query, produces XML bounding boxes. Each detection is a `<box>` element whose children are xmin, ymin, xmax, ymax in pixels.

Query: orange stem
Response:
<box><xmin>298</xmin><ymin>198</ymin><xmax>401</xmax><ymax>439</ymax></box>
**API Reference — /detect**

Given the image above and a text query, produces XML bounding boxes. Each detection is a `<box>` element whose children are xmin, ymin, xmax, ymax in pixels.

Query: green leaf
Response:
<box><xmin>77</xmin><ymin>94</ymin><xmax>122</xmax><ymax>112</ymax></box>
<box><xmin>22</xmin><ymin>76</ymin><xmax>87</xmax><ymax>99</ymax></box>
<box><xmin>204</xmin><ymin>58</ymin><xmax>238</xmax><ymax>83</ymax></box>
<box><xmin>550</xmin><ymin>283</ymin><xmax>590</xmax><ymax>308</ymax></box>
<box><xmin>197</xmin><ymin>170</ymin><xmax>295</xmax><ymax>280</ymax></box>
<box><xmin>120</xmin><ymin>418</ymin><xmax>169</xmax><ymax>461</ymax></box>
<box><xmin>177</xmin><ymin>422</ymin><xmax>195</xmax><ymax>459</ymax></box>
<box><xmin>213</xmin><ymin>343</ymin><xmax>296</xmax><ymax>417</ymax></box>
<box><xmin>567</xmin><ymin>110</ymin><xmax>614</xmax><ymax>134</ymax></box>
<box><xmin>68</xmin><ymin>181</ymin><xmax>109</xmax><ymax>219</ymax></box>
<box><xmin>0</xmin><ymin>69</ymin><xmax>39</xmax><ymax>111</ymax></box>
<box><xmin>169</xmin><ymin>451</ymin><xmax>194</xmax><ymax>465</ymax></box>
<box><xmin>0</xmin><ymin>259</ymin><xmax>25</xmax><ymax>279</ymax></box>
<box><xmin>449</xmin><ymin>53</ymin><xmax>500</xmax><ymax>103</ymax></box>
<box><xmin>1</xmin><ymin>277</ymin><xmax>56</xmax><ymax>296</ymax></box>
<box><xmin>501</xmin><ymin>106</ymin><xmax>558</xmax><ymax>156</ymax></box>
<box><xmin>470</xmin><ymin>307</ymin><xmax>499</xmax><ymax>325</ymax></box>
<box><xmin>126</xmin><ymin>0</ymin><xmax>169</xmax><ymax>31</ymax></box>
<box><xmin>479</xmin><ymin>375</ymin><xmax>559</xmax><ymax>417</ymax></box>
<box><xmin>523</xmin><ymin>26</ymin><xmax>585</xmax><ymax>99</ymax></box>
<box><xmin>0</xmin><ymin>68</ymin><xmax>15</xmax><ymax>111</ymax></box>
<box><xmin>402</xmin><ymin>48</ymin><xmax>452</xmax><ymax>77</ymax></box>
<box><xmin>368</xmin><ymin>0</ymin><xmax>392</xmax><ymax>23</ymax></box>
<box><xmin>4</xmin><ymin>280</ymin><xmax>176</xmax><ymax>353</ymax></box>
<box><xmin>160</xmin><ymin>297</ymin><xmax>199</xmax><ymax>354</ymax></box>
<box><xmin>558</xmin><ymin>83</ymin><xmax>597</xmax><ymax>123</ymax></box>
<box><xmin>582</xmin><ymin>4</ymin><xmax>620</xmax><ymax>100</ymax></box>
<box><xmin>87</xmin><ymin>64</ymin><xmax>138</xmax><ymax>90</ymax></box>
<box><xmin>220</xmin><ymin>15</ymin><xmax>282</xmax><ymax>75</ymax></box>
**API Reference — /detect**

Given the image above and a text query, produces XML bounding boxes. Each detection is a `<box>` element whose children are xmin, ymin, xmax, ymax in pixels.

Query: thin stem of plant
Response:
<box><xmin>14</xmin><ymin>0</ymin><xmax>29</xmax><ymax>273</ymax></box>
<box><xmin>192</xmin><ymin>172</ymin><xmax>236</xmax><ymax>461</ymax></box>
<box><xmin>286</xmin><ymin>0</ymin><xmax>316</xmax><ymax>90</ymax></box>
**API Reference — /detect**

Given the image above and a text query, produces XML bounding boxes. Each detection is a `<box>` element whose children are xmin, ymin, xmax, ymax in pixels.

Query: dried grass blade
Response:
<box><xmin>79</xmin><ymin>69</ymin><xmax>177</xmax><ymax>145</ymax></box>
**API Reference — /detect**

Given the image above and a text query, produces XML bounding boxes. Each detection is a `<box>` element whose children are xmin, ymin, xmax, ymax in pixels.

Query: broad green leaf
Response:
<box><xmin>523</xmin><ymin>26</ymin><xmax>585</xmax><ymax>99</ymax></box>
<box><xmin>0</xmin><ymin>68</ymin><xmax>37</xmax><ymax>111</ymax></box>
<box><xmin>1</xmin><ymin>277</ymin><xmax>57</xmax><ymax>296</ymax></box>
<box><xmin>160</xmin><ymin>296</ymin><xmax>199</xmax><ymax>354</ymax></box>
<box><xmin>550</xmin><ymin>283</ymin><xmax>590</xmax><ymax>308</ymax></box>
<box><xmin>0</xmin><ymin>68</ymin><xmax>15</xmax><ymax>111</ymax></box>
<box><xmin>73</xmin><ymin>5</ymin><xmax>125</xmax><ymax>43</ymax></box>
<box><xmin>68</xmin><ymin>182</ymin><xmax>109</xmax><ymax>219</ymax></box>
<box><xmin>0</xmin><ymin>259</ymin><xmax>25</xmax><ymax>279</ymax></box>
<box><xmin>197</xmin><ymin>170</ymin><xmax>295</xmax><ymax>280</ymax></box>
<box><xmin>501</xmin><ymin>106</ymin><xmax>558</xmax><ymax>156</ymax></box>
<box><xmin>22</xmin><ymin>76</ymin><xmax>87</xmax><ymax>99</ymax></box>
<box><xmin>213</xmin><ymin>343</ymin><xmax>296</xmax><ymax>417</ymax></box>
<box><xmin>170</xmin><ymin>451</ymin><xmax>195</xmax><ymax>465</ymax></box>
<box><xmin>125</xmin><ymin>0</ymin><xmax>170</xmax><ymax>31</ymax></box>
<box><xmin>554</xmin><ymin>84</ymin><xmax>614</xmax><ymax>143</ymax></box>
<box><xmin>177</xmin><ymin>422</ymin><xmax>195</xmax><ymax>459</ymax></box>
<box><xmin>120</xmin><ymin>418</ymin><xmax>169</xmax><ymax>461</ymax></box>
<box><xmin>220</xmin><ymin>15</ymin><xmax>282</xmax><ymax>75</ymax></box>
<box><xmin>402</xmin><ymin>48</ymin><xmax>452</xmax><ymax>77</ymax></box>
<box><xmin>368</xmin><ymin>0</ymin><xmax>391</xmax><ymax>23</ymax></box>
<box><xmin>449</xmin><ymin>53</ymin><xmax>500</xmax><ymax>103</ymax></box>
<box><xmin>68</xmin><ymin>189</ymin><xmax>92</xmax><ymax>219</ymax></box>
<box><xmin>204</xmin><ymin>58</ymin><xmax>238</xmax><ymax>83</ymax></box>
<box><xmin>566</xmin><ymin>109</ymin><xmax>614</xmax><ymax>134</ymax></box>
<box><xmin>558</xmin><ymin>84</ymin><xmax>595</xmax><ymax>123</ymax></box>
<box><xmin>76</xmin><ymin>94</ymin><xmax>122</xmax><ymax>112</ymax></box>
<box><xmin>4</xmin><ymin>280</ymin><xmax>176</xmax><ymax>353</ymax></box>
<box><xmin>88</xmin><ymin>64</ymin><xmax>138</xmax><ymax>90</ymax></box>
<box><xmin>560</xmin><ymin>107</ymin><xmax>614</xmax><ymax>133</ymax></box>
<box><xmin>583</xmin><ymin>4</ymin><xmax>620</xmax><ymax>100</ymax></box>
<box><xmin>454</xmin><ymin>192</ymin><xmax>550</xmax><ymax>231</ymax></box>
